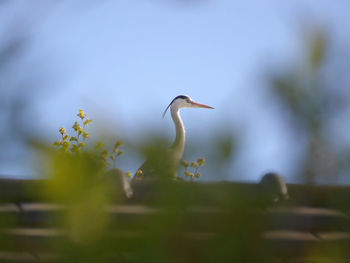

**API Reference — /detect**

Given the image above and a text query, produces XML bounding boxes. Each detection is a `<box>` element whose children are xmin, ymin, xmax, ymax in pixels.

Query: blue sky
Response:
<box><xmin>1</xmin><ymin>0</ymin><xmax>349</xmax><ymax>182</ymax></box>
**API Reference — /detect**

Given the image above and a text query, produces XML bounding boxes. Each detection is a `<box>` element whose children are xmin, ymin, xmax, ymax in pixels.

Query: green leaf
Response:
<box><xmin>101</xmin><ymin>150</ymin><xmax>109</xmax><ymax>158</ymax></box>
<box><xmin>116</xmin><ymin>150</ymin><xmax>124</xmax><ymax>157</ymax></box>
<box><xmin>114</xmin><ymin>141</ymin><xmax>123</xmax><ymax>149</ymax></box>
<box><xmin>113</xmin><ymin>141</ymin><xmax>124</xmax><ymax>153</ymax></box>
<box><xmin>310</xmin><ymin>32</ymin><xmax>326</xmax><ymax>70</ymax></box>
<box><xmin>70</xmin><ymin>144</ymin><xmax>79</xmax><ymax>152</ymax></box>
<box><xmin>62</xmin><ymin>141</ymin><xmax>70</xmax><ymax>148</ymax></box>
<box><xmin>77</xmin><ymin>126</ymin><xmax>84</xmax><ymax>135</ymax></box>
<box><xmin>83</xmin><ymin>119</ymin><xmax>93</xmax><ymax>126</ymax></box>
<box><xmin>96</xmin><ymin>142</ymin><xmax>105</xmax><ymax>150</ymax></box>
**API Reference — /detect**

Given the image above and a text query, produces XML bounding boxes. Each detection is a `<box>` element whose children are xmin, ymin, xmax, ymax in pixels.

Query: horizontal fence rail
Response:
<box><xmin>0</xmin><ymin>177</ymin><xmax>349</xmax><ymax>262</ymax></box>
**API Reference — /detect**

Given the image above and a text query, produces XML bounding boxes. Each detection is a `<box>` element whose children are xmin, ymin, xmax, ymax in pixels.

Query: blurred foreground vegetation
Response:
<box><xmin>0</xmin><ymin>111</ymin><xmax>265</xmax><ymax>262</ymax></box>
<box><xmin>0</xmin><ymin>102</ymin><xmax>349</xmax><ymax>262</ymax></box>
<box><xmin>269</xmin><ymin>28</ymin><xmax>350</xmax><ymax>184</ymax></box>
<box><xmin>1</xmin><ymin>1</ymin><xmax>350</xmax><ymax>260</ymax></box>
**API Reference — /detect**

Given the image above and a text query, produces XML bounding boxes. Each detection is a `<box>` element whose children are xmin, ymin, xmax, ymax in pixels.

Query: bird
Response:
<box><xmin>259</xmin><ymin>172</ymin><xmax>289</xmax><ymax>204</ymax></box>
<box><xmin>134</xmin><ymin>95</ymin><xmax>214</xmax><ymax>180</ymax></box>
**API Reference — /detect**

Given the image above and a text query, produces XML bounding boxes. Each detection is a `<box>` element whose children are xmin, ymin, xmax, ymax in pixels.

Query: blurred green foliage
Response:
<box><xmin>16</xmin><ymin>109</ymin><xmax>266</xmax><ymax>263</ymax></box>
<box><xmin>270</xmin><ymin>28</ymin><xmax>350</xmax><ymax>184</ymax></box>
<box><xmin>1</xmin><ymin>7</ymin><xmax>350</xmax><ymax>259</ymax></box>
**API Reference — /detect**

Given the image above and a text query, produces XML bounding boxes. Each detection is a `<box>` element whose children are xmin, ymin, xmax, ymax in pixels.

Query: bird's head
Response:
<box><xmin>162</xmin><ymin>95</ymin><xmax>214</xmax><ymax>117</ymax></box>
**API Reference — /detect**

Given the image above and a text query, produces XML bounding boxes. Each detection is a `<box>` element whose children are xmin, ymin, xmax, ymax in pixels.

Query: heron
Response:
<box><xmin>134</xmin><ymin>95</ymin><xmax>214</xmax><ymax>180</ymax></box>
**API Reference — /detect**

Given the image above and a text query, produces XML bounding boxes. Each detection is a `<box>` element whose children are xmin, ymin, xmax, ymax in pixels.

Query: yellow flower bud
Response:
<box><xmin>72</xmin><ymin>121</ymin><xmax>79</xmax><ymax>131</ymax></box>
<box><xmin>77</xmin><ymin>109</ymin><xmax>86</xmax><ymax>119</ymax></box>
<box><xmin>197</xmin><ymin>158</ymin><xmax>205</xmax><ymax>166</ymax></box>
<box><xmin>181</xmin><ymin>160</ymin><xmax>189</xmax><ymax>168</ymax></box>
<box><xmin>77</xmin><ymin>126</ymin><xmax>84</xmax><ymax>135</ymax></box>
<box><xmin>136</xmin><ymin>169</ymin><xmax>143</xmax><ymax>177</ymax></box>
<box><xmin>190</xmin><ymin>162</ymin><xmax>198</xmax><ymax>168</ymax></box>
<box><xmin>59</xmin><ymin>127</ymin><xmax>67</xmax><ymax>135</ymax></box>
<box><xmin>194</xmin><ymin>172</ymin><xmax>202</xmax><ymax>178</ymax></box>
<box><xmin>185</xmin><ymin>171</ymin><xmax>193</xmax><ymax>177</ymax></box>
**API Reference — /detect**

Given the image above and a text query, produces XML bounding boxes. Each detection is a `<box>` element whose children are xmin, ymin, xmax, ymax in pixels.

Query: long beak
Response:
<box><xmin>191</xmin><ymin>101</ymin><xmax>215</xmax><ymax>109</ymax></box>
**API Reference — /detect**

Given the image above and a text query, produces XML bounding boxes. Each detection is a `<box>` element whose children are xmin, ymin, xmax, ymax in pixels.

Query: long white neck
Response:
<box><xmin>170</xmin><ymin>106</ymin><xmax>186</xmax><ymax>163</ymax></box>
